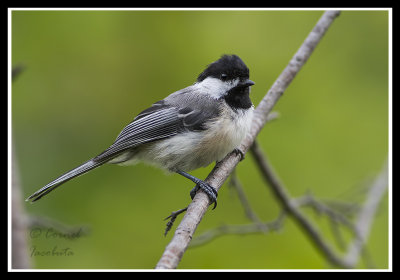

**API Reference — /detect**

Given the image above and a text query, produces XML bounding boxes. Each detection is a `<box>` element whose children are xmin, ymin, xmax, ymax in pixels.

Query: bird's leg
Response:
<box><xmin>176</xmin><ymin>170</ymin><xmax>218</xmax><ymax>209</ymax></box>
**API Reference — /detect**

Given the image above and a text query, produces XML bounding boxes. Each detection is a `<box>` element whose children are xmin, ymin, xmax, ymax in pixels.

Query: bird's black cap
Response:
<box><xmin>197</xmin><ymin>54</ymin><xmax>250</xmax><ymax>82</ymax></box>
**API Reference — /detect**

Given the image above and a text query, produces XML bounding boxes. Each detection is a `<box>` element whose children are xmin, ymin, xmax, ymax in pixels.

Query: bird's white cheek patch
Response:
<box><xmin>194</xmin><ymin>77</ymin><xmax>239</xmax><ymax>99</ymax></box>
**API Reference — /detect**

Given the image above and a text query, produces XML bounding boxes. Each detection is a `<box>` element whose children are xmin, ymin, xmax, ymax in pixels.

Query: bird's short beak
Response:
<box><xmin>241</xmin><ymin>79</ymin><xmax>255</xmax><ymax>87</ymax></box>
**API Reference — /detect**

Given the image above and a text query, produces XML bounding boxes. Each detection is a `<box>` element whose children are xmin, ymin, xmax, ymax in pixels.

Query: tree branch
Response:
<box><xmin>11</xmin><ymin>65</ymin><xmax>31</xmax><ymax>269</ymax></box>
<box><xmin>250</xmin><ymin>141</ymin><xmax>388</xmax><ymax>268</ymax></box>
<box><xmin>12</xmin><ymin>147</ymin><xmax>31</xmax><ymax>269</ymax></box>
<box><xmin>250</xmin><ymin>141</ymin><xmax>351</xmax><ymax>267</ymax></box>
<box><xmin>155</xmin><ymin>10</ymin><xmax>341</xmax><ymax>269</ymax></box>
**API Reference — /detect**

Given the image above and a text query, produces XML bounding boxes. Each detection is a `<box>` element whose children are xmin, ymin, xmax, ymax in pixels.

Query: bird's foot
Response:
<box><xmin>190</xmin><ymin>181</ymin><xmax>218</xmax><ymax>210</ymax></box>
<box><xmin>232</xmin><ymin>148</ymin><xmax>245</xmax><ymax>161</ymax></box>
<box><xmin>164</xmin><ymin>207</ymin><xmax>188</xmax><ymax>236</ymax></box>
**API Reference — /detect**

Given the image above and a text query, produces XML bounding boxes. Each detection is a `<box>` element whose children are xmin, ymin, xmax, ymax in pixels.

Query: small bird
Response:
<box><xmin>26</xmin><ymin>54</ymin><xmax>255</xmax><ymax>209</ymax></box>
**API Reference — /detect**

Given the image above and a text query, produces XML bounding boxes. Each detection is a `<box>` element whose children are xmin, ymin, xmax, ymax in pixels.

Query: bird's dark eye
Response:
<box><xmin>220</xmin><ymin>73</ymin><xmax>228</xmax><ymax>80</ymax></box>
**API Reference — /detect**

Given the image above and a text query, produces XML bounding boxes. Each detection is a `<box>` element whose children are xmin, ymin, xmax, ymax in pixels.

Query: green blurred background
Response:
<box><xmin>12</xmin><ymin>10</ymin><xmax>389</xmax><ymax>269</ymax></box>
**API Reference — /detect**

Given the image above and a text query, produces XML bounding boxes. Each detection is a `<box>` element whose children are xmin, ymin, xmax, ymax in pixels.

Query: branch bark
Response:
<box><xmin>155</xmin><ymin>10</ymin><xmax>341</xmax><ymax>269</ymax></box>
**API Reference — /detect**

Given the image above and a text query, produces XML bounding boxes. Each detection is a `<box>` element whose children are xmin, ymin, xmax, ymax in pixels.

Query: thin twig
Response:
<box><xmin>295</xmin><ymin>193</ymin><xmax>356</xmax><ymax>233</ymax></box>
<box><xmin>155</xmin><ymin>10</ymin><xmax>341</xmax><ymax>269</ymax></box>
<box><xmin>229</xmin><ymin>170</ymin><xmax>267</xmax><ymax>231</ymax></box>
<box><xmin>343</xmin><ymin>160</ymin><xmax>388</xmax><ymax>267</ymax></box>
<box><xmin>190</xmin><ymin>214</ymin><xmax>285</xmax><ymax>248</ymax></box>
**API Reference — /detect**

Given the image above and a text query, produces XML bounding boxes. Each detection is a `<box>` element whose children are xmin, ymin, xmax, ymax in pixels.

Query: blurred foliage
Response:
<box><xmin>12</xmin><ymin>10</ymin><xmax>388</xmax><ymax>269</ymax></box>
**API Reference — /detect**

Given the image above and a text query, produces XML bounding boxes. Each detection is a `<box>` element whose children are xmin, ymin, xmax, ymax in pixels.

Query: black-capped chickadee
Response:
<box><xmin>26</xmin><ymin>54</ymin><xmax>255</xmax><ymax>209</ymax></box>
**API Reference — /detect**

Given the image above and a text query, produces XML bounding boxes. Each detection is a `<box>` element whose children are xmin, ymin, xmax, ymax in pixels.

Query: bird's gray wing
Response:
<box><xmin>94</xmin><ymin>98</ymin><xmax>220</xmax><ymax>162</ymax></box>
<box><xmin>93</xmin><ymin>105</ymin><xmax>182</xmax><ymax>162</ymax></box>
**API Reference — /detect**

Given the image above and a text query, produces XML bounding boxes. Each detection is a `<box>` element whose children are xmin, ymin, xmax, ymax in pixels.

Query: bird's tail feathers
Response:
<box><xmin>25</xmin><ymin>158</ymin><xmax>107</xmax><ymax>203</ymax></box>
